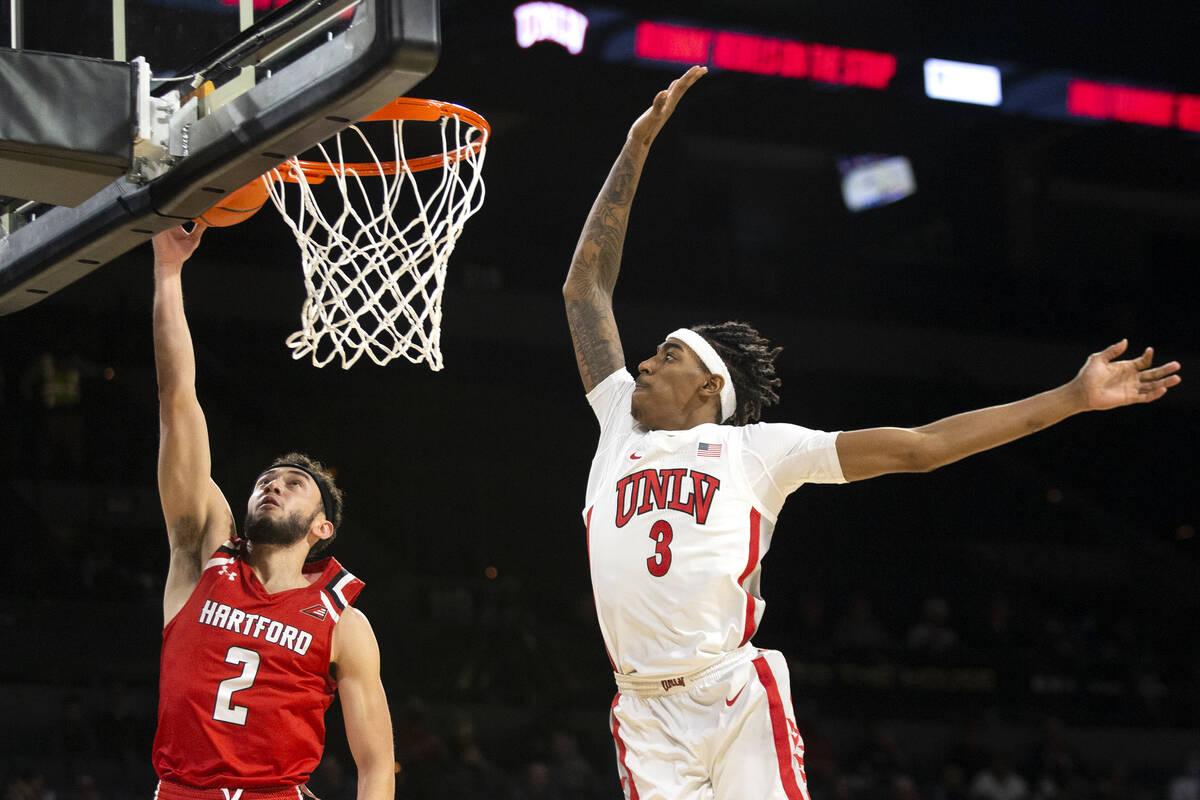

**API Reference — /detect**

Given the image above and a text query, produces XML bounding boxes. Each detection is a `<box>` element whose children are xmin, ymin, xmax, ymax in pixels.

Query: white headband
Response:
<box><xmin>667</xmin><ymin>328</ymin><xmax>738</xmax><ymax>422</ymax></box>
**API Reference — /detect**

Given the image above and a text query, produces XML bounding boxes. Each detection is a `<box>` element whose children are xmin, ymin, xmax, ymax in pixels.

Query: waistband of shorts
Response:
<box><xmin>155</xmin><ymin>779</ymin><xmax>306</xmax><ymax>800</ymax></box>
<box><xmin>613</xmin><ymin>645</ymin><xmax>758</xmax><ymax>697</ymax></box>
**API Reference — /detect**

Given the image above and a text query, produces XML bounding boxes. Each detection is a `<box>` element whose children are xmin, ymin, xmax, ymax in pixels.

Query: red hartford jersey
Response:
<box><xmin>153</xmin><ymin>541</ymin><xmax>363</xmax><ymax>788</ymax></box>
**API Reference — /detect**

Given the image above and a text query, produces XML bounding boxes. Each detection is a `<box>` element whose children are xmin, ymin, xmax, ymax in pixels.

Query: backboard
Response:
<box><xmin>0</xmin><ymin>0</ymin><xmax>440</xmax><ymax>314</ymax></box>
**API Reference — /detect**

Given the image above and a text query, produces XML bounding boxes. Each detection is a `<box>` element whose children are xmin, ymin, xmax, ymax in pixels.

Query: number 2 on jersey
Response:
<box><xmin>213</xmin><ymin>646</ymin><xmax>260</xmax><ymax>725</ymax></box>
<box><xmin>646</xmin><ymin>520</ymin><xmax>673</xmax><ymax>577</ymax></box>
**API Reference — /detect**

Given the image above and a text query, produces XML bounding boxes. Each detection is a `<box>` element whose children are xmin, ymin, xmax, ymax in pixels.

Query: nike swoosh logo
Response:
<box><xmin>629</xmin><ymin>453</ymin><xmax>642</xmax><ymax>460</ymax></box>
<box><xmin>725</xmin><ymin>684</ymin><xmax>747</xmax><ymax>707</ymax></box>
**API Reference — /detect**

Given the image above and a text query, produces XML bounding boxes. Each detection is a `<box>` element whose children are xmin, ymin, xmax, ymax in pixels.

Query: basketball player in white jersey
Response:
<box><xmin>563</xmin><ymin>65</ymin><xmax>1181</xmax><ymax>800</ymax></box>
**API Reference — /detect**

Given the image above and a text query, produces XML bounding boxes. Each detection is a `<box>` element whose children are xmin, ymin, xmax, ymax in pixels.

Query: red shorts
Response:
<box><xmin>155</xmin><ymin>780</ymin><xmax>305</xmax><ymax>800</ymax></box>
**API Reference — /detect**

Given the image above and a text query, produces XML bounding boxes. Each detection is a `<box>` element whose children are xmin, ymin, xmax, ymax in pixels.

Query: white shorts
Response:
<box><xmin>608</xmin><ymin>647</ymin><xmax>809</xmax><ymax>800</ymax></box>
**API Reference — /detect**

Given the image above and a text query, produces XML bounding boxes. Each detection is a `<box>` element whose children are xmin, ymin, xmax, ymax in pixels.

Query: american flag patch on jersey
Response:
<box><xmin>697</xmin><ymin>442</ymin><xmax>722</xmax><ymax>458</ymax></box>
<box><xmin>300</xmin><ymin>605</ymin><xmax>328</xmax><ymax>621</ymax></box>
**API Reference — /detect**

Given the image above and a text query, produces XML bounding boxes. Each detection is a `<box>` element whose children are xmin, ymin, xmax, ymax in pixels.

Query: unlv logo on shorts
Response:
<box><xmin>787</xmin><ymin>717</ymin><xmax>806</xmax><ymax>775</ymax></box>
<box><xmin>300</xmin><ymin>605</ymin><xmax>328</xmax><ymax>621</ymax></box>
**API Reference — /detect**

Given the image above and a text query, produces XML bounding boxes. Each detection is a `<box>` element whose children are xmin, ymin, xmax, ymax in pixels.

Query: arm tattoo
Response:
<box><xmin>576</xmin><ymin>155</ymin><xmax>639</xmax><ymax>293</ymax></box>
<box><xmin>564</xmin><ymin>145</ymin><xmax>646</xmax><ymax>389</ymax></box>
<box><xmin>566</xmin><ymin>296</ymin><xmax>622</xmax><ymax>389</ymax></box>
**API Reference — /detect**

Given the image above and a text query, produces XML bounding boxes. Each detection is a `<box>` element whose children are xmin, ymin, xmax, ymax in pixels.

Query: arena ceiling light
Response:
<box><xmin>924</xmin><ymin>58</ymin><xmax>1003</xmax><ymax>106</ymax></box>
<box><xmin>839</xmin><ymin>155</ymin><xmax>916</xmax><ymax>212</ymax></box>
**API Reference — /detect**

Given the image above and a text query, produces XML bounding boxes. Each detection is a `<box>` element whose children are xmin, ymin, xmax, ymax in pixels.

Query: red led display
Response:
<box><xmin>1067</xmin><ymin>79</ymin><xmax>1200</xmax><ymax>132</ymax></box>
<box><xmin>1178</xmin><ymin>95</ymin><xmax>1200</xmax><ymax>132</ymax></box>
<box><xmin>634</xmin><ymin>22</ymin><xmax>896</xmax><ymax>90</ymax></box>
<box><xmin>635</xmin><ymin>22</ymin><xmax>713</xmax><ymax>63</ymax></box>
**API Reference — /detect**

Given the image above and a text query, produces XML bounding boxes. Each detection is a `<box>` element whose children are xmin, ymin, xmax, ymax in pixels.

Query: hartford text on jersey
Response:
<box><xmin>196</xmin><ymin>600</ymin><xmax>315</xmax><ymax>655</ymax></box>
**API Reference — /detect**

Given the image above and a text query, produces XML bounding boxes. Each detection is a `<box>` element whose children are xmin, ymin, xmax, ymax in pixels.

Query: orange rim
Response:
<box><xmin>276</xmin><ymin>98</ymin><xmax>490</xmax><ymax>181</ymax></box>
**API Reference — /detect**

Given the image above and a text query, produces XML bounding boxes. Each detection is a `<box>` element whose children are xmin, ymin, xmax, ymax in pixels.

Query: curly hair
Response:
<box><xmin>266</xmin><ymin>452</ymin><xmax>344</xmax><ymax>556</ymax></box>
<box><xmin>691</xmin><ymin>321</ymin><xmax>782</xmax><ymax>426</ymax></box>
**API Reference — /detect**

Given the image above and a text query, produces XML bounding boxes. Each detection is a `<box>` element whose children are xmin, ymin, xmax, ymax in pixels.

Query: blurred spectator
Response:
<box><xmin>906</xmin><ymin>596</ymin><xmax>960</xmax><ymax>660</ymax></box>
<box><xmin>834</xmin><ymin>592</ymin><xmax>895</xmax><ymax>658</ymax></box>
<box><xmin>393</xmin><ymin>696</ymin><xmax>448</xmax><ymax>799</ymax></box>
<box><xmin>4</xmin><ymin>771</ymin><xmax>55</xmax><ymax>800</ymax></box>
<box><xmin>1168</xmin><ymin>749</ymin><xmax>1200</xmax><ymax>800</ymax></box>
<box><xmin>1026</xmin><ymin>773</ymin><xmax>1058</xmax><ymax>800</ymax></box>
<box><xmin>98</xmin><ymin>682</ymin><xmax>151</xmax><ymax>769</ymax></box>
<box><xmin>55</xmin><ymin>693</ymin><xmax>98</xmax><ymax>768</ymax></box>
<box><xmin>0</xmin><ymin>362</ymin><xmax>17</xmax><ymax>473</ymax></box>
<box><xmin>978</xmin><ymin>594</ymin><xmax>1016</xmax><ymax>655</ymax></box>
<box><xmin>852</xmin><ymin>722</ymin><xmax>909</xmax><ymax>792</ymax></box>
<box><xmin>1026</xmin><ymin>716</ymin><xmax>1085</xmax><ymax>791</ymax></box>
<box><xmin>308</xmin><ymin>754</ymin><xmax>355</xmax><ymax>800</ymax></box>
<box><xmin>70</xmin><ymin>776</ymin><xmax>99</xmax><ymax>800</ymax></box>
<box><xmin>547</xmin><ymin>728</ymin><xmax>602</xmax><ymax>800</ymax></box>
<box><xmin>513</xmin><ymin>761</ymin><xmax>562</xmax><ymax>800</ymax></box>
<box><xmin>1093</xmin><ymin>759</ymin><xmax>1134</xmax><ymax>800</ymax></box>
<box><xmin>969</xmin><ymin>753</ymin><xmax>1028</xmax><ymax>800</ymax></box>
<box><xmin>970</xmin><ymin>593</ymin><xmax>1027</xmax><ymax>699</ymax></box>
<box><xmin>798</xmin><ymin>715</ymin><xmax>839</xmax><ymax>800</ymax></box>
<box><xmin>933</xmin><ymin>764</ymin><xmax>969</xmax><ymax>800</ymax></box>
<box><xmin>794</xmin><ymin>591</ymin><xmax>834</xmax><ymax>658</ymax></box>
<box><xmin>1132</xmin><ymin>653</ymin><xmax>1168</xmax><ymax>721</ymax></box>
<box><xmin>1099</xmin><ymin>613</ymin><xmax>1140</xmax><ymax>673</ymax></box>
<box><xmin>22</xmin><ymin>351</ymin><xmax>89</xmax><ymax>477</ymax></box>
<box><xmin>892</xmin><ymin>775</ymin><xmax>921</xmax><ymax>800</ymax></box>
<box><xmin>946</xmin><ymin>719</ymin><xmax>992</xmax><ymax>780</ymax></box>
<box><xmin>443</xmin><ymin>715</ymin><xmax>515</xmax><ymax>800</ymax></box>
<box><xmin>1033</xmin><ymin>613</ymin><xmax>1079</xmax><ymax>671</ymax></box>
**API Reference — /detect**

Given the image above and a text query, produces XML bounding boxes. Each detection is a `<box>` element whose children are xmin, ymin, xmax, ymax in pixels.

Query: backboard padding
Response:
<box><xmin>0</xmin><ymin>0</ymin><xmax>439</xmax><ymax>315</ymax></box>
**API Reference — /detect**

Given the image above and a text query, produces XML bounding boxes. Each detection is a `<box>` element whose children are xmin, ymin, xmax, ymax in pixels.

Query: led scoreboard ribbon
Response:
<box><xmin>513</xmin><ymin>3</ymin><xmax>1200</xmax><ymax>135</ymax></box>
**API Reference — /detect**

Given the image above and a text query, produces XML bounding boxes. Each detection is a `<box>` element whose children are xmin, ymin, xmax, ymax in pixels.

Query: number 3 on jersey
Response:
<box><xmin>647</xmin><ymin>520</ymin><xmax>673</xmax><ymax>577</ymax></box>
<box><xmin>213</xmin><ymin>646</ymin><xmax>260</xmax><ymax>725</ymax></box>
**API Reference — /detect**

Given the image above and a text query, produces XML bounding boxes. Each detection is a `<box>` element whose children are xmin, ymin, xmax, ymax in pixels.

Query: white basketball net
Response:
<box><xmin>263</xmin><ymin>111</ymin><xmax>487</xmax><ymax>370</ymax></box>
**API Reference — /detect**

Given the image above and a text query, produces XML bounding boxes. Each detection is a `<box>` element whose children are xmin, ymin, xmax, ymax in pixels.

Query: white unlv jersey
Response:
<box><xmin>584</xmin><ymin>369</ymin><xmax>846</xmax><ymax>677</ymax></box>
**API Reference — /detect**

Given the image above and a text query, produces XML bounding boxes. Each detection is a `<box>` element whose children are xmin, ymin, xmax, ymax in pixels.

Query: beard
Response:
<box><xmin>243</xmin><ymin>507</ymin><xmax>317</xmax><ymax>547</ymax></box>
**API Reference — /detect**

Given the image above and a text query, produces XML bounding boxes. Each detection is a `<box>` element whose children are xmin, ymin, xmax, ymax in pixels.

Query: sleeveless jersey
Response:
<box><xmin>152</xmin><ymin>540</ymin><xmax>364</xmax><ymax>788</ymax></box>
<box><xmin>584</xmin><ymin>369</ymin><xmax>845</xmax><ymax>677</ymax></box>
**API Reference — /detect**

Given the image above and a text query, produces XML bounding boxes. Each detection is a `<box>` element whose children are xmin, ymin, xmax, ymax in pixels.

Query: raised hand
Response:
<box><xmin>152</xmin><ymin>222</ymin><xmax>207</xmax><ymax>270</ymax></box>
<box><xmin>1074</xmin><ymin>339</ymin><xmax>1181</xmax><ymax>410</ymax></box>
<box><xmin>628</xmin><ymin>65</ymin><xmax>707</xmax><ymax>149</ymax></box>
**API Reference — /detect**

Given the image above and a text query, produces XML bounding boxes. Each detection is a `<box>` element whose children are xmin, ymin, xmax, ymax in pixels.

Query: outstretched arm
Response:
<box><xmin>332</xmin><ymin>609</ymin><xmax>395</xmax><ymax>800</ymax></box>
<box><xmin>836</xmin><ymin>339</ymin><xmax>1181</xmax><ymax>481</ymax></box>
<box><xmin>153</xmin><ymin>223</ymin><xmax>236</xmax><ymax>624</ymax></box>
<box><xmin>563</xmin><ymin>65</ymin><xmax>707</xmax><ymax>392</ymax></box>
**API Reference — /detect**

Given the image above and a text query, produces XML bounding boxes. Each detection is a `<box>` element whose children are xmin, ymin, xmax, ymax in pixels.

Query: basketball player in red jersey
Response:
<box><xmin>564</xmin><ymin>66</ymin><xmax>1181</xmax><ymax>800</ymax></box>
<box><xmin>149</xmin><ymin>222</ymin><xmax>394</xmax><ymax>800</ymax></box>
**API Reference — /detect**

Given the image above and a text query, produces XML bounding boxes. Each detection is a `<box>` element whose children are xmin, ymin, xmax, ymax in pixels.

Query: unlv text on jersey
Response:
<box><xmin>614</xmin><ymin>468</ymin><xmax>721</xmax><ymax>527</ymax></box>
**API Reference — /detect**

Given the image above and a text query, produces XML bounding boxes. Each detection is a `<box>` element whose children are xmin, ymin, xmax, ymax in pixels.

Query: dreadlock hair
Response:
<box><xmin>266</xmin><ymin>452</ymin><xmax>344</xmax><ymax>556</ymax></box>
<box><xmin>691</xmin><ymin>321</ymin><xmax>782</xmax><ymax>426</ymax></box>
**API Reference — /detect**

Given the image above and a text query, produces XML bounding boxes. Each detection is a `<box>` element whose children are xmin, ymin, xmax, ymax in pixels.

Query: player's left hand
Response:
<box><xmin>1074</xmin><ymin>339</ymin><xmax>1181</xmax><ymax>410</ymax></box>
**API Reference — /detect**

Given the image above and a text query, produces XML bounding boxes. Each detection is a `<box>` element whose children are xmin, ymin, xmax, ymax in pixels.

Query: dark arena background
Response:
<box><xmin>1</xmin><ymin>1</ymin><xmax>1198</xmax><ymax>798</ymax></box>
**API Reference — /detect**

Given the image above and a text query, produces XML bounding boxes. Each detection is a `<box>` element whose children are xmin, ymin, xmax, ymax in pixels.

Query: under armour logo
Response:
<box><xmin>218</xmin><ymin>565</ymin><xmax>238</xmax><ymax>581</ymax></box>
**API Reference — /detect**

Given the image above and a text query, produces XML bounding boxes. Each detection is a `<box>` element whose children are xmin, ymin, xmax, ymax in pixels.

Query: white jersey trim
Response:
<box><xmin>319</xmin><ymin>592</ymin><xmax>341</xmax><ymax>624</ymax></box>
<box><xmin>329</xmin><ymin>571</ymin><xmax>356</xmax><ymax>608</ymax></box>
<box><xmin>203</xmin><ymin>556</ymin><xmax>237</xmax><ymax>572</ymax></box>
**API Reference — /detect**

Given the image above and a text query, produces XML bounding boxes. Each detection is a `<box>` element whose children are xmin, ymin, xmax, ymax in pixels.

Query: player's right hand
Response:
<box><xmin>152</xmin><ymin>222</ymin><xmax>207</xmax><ymax>269</ymax></box>
<box><xmin>628</xmin><ymin>65</ymin><xmax>707</xmax><ymax>148</ymax></box>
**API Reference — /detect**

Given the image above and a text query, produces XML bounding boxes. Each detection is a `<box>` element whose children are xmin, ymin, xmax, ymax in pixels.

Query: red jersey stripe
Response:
<box><xmin>737</xmin><ymin>508</ymin><xmax>762</xmax><ymax>646</ymax></box>
<box><xmin>587</xmin><ymin>507</ymin><xmax>617</xmax><ymax>671</ymax></box>
<box><xmin>752</xmin><ymin>656</ymin><xmax>807</xmax><ymax>800</ymax></box>
<box><xmin>609</xmin><ymin>694</ymin><xmax>640</xmax><ymax>800</ymax></box>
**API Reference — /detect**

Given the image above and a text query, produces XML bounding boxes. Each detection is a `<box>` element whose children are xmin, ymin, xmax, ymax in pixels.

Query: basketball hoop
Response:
<box><xmin>262</xmin><ymin>98</ymin><xmax>489</xmax><ymax>370</ymax></box>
